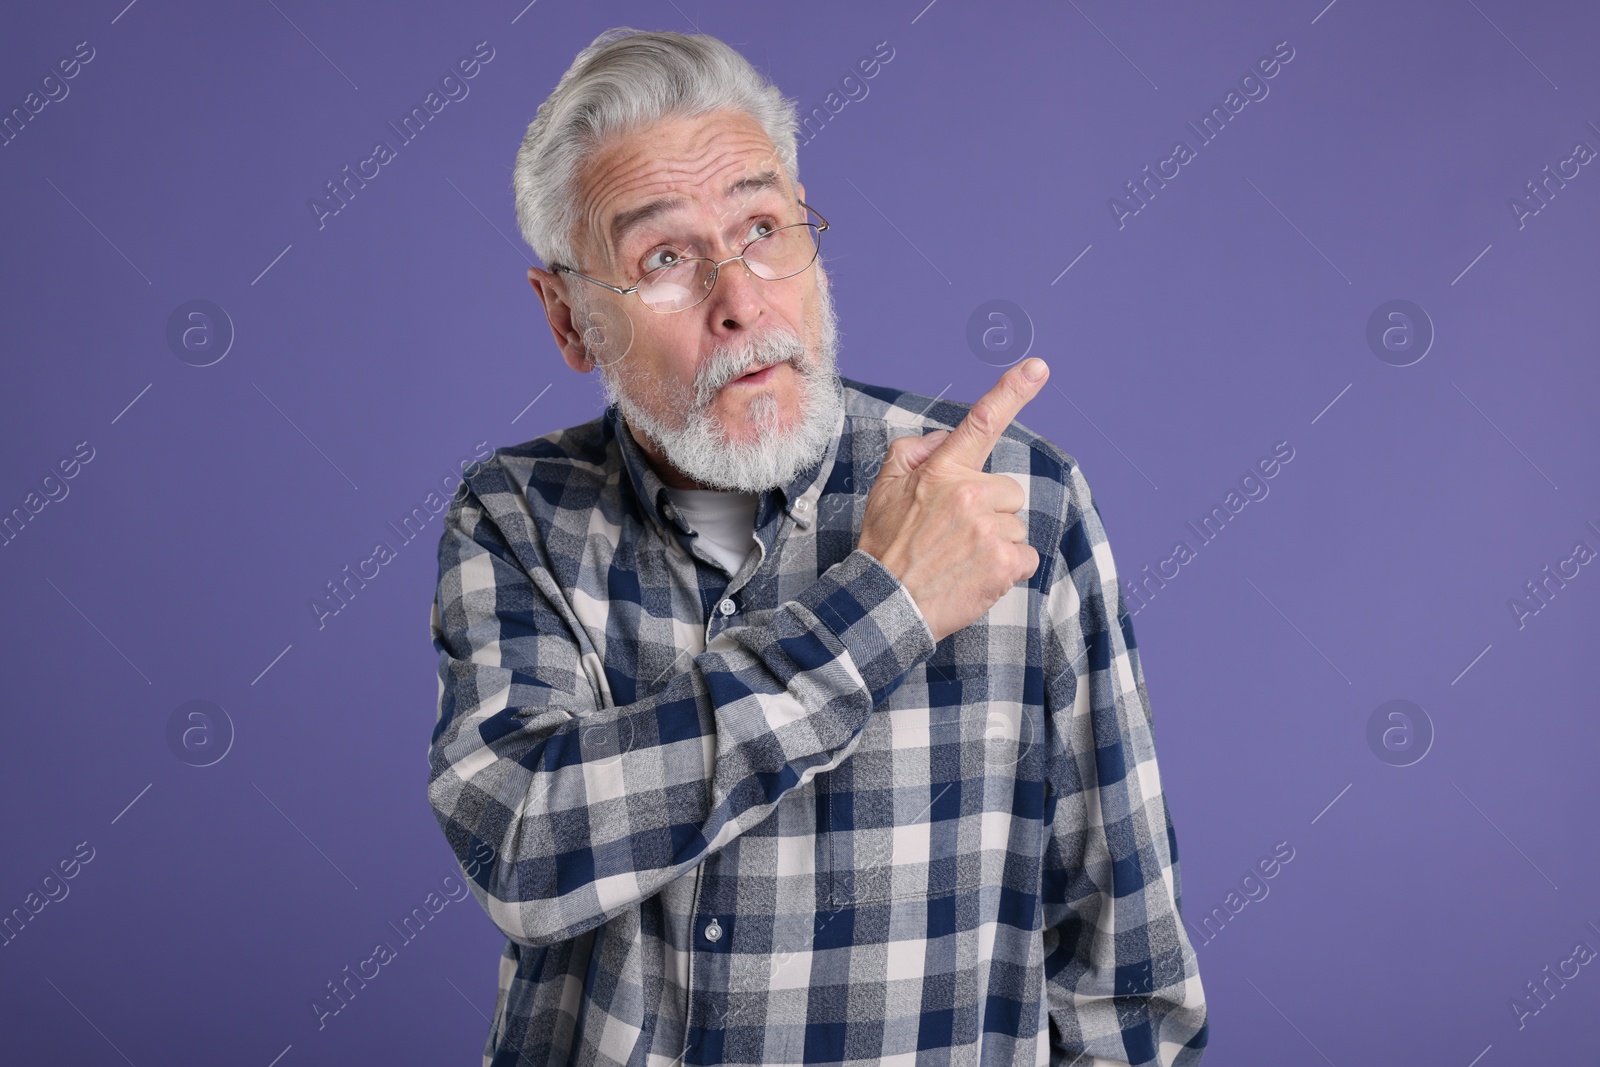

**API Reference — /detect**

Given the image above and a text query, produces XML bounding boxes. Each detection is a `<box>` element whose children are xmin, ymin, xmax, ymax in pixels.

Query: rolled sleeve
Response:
<box><xmin>790</xmin><ymin>546</ymin><xmax>936</xmax><ymax>705</ymax></box>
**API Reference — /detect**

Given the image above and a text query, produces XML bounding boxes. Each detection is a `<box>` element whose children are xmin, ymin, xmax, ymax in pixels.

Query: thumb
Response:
<box><xmin>879</xmin><ymin>429</ymin><xmax>950</xmax><ymax>479</ymax></box>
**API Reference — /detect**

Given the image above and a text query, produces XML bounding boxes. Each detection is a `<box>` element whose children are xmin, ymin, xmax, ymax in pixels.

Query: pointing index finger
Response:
<box><xmin>933</xmin><ymin>357</ymin><xmax>1049</xmax><ymax>470</ymax></box>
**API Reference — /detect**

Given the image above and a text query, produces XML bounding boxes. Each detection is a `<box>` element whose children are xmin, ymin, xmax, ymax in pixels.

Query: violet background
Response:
<box><xmin>3</xmin><ymin>0</ymin><xmax>1598</xmax><ymax>1063</ymax></box>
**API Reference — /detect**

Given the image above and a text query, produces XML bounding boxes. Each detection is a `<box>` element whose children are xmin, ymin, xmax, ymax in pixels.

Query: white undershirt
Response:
<box><xmin>661</xmin><ymin>486</ymin><xmax>759</xmax><ymax>575</ymax></box>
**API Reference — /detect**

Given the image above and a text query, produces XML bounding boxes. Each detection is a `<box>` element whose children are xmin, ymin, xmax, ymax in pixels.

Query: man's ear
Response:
<box><xmin>528</xmin><ymin>266</ymin><xmax>592</xmax><ymax>373</ymax></box>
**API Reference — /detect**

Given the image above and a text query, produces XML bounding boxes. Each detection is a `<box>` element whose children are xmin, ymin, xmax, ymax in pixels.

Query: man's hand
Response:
<box><xmin>858</xmin><ymin>357</ymin><xmax>1049</xmax><ymax>644</ymax></box>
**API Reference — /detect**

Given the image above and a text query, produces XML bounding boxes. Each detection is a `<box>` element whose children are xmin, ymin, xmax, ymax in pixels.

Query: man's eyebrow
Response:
<box><xmin>607</xmin><ymin>170</ymin><xmax>786</xmax><ymax>250</ymax></box>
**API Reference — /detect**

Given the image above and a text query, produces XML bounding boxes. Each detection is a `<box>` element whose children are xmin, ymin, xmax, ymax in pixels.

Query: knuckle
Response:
<box><xmin>997</xmin><ymin>375</ymin><xmax>1025</xmax><ymax>406</ymax></box>
<box><xmin>965</xmin><ymin>401</ymin><xmax>998</xmax><ymax>438</ymax></box>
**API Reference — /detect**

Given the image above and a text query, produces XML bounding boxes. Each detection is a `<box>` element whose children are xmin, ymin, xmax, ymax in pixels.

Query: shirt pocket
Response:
<box><xmin>818</xmin><ymin>670</ymin><xmax>1036</xmax><ymax>908</ymax></box>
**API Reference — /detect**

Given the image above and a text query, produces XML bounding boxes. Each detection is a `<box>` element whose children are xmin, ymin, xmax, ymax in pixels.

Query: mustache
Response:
<box><xmin>690</xmin><ymin>328</ymin><xmax>809</xmax><ymax>409</ymax></box>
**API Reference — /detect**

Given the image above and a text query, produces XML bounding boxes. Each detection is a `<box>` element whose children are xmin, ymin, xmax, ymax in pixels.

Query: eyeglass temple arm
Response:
<box><xmin>549</xmin><ymin>263</ymin><xmax>637</xmax><ymax>296</ymax></box>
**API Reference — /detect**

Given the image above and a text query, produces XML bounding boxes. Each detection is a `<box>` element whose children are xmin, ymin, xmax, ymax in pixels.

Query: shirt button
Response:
<box><xmin>718</xmin><ymin>598</ymin><xmax>736</xmax><ymax>616</ymax></box>
<box><xmin>795</xmin><ymin>499</ymin><xmax>810</xmax><ymax>513</ymax></box>
<box><xmin>704</xmin><ymin>918</ymin><xmax>722</xmax><ymax>942</ymax></box>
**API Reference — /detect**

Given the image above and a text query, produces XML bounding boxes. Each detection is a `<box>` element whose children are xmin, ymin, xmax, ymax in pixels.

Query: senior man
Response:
<box><xmin>428</xmin><ymin>27</ymin><xmax>1208</xmax><ymax>1067</ymax></box>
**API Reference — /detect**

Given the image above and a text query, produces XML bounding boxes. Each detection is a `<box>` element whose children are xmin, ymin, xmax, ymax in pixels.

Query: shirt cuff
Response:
<box><xmin>794</xmin><ymin>548</ymin><xmax>936</xmax><ymax>706</ymax></box>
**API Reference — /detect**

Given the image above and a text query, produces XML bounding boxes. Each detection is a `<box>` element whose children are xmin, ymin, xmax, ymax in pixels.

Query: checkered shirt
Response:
<box><xmin>427</xmin><ymin>374</ymin><xmax>1209</xmax><ymax>1066</ymax></box>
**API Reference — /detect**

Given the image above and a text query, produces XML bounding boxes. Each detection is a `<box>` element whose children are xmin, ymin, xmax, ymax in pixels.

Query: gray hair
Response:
<box><xmin>512</xmin><ymin>27</ymin><xmax>803</xmax><ymax>272</ymax></box>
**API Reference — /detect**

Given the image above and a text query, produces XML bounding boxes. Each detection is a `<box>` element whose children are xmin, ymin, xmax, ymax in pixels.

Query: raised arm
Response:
<box><xmin>430</xmin><ymin>360</ymin><xmax>1057</xmax><ymax>952</ymax></box>
<box><xmin>427</xmin><ymin>482</ymin><xmax>935</xmax><ymax>949</ymax></box>
<box><xmin>1040</xmin><ymin>461</ymin><xmax>1209</xmax><ymax>1066</ymax></box>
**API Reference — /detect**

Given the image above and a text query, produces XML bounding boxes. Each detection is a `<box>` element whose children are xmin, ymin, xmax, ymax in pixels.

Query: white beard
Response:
<box><xmin>591</xmin><ymin>276</ymin><xmax>843</xmax><ymax>493</ymax></box>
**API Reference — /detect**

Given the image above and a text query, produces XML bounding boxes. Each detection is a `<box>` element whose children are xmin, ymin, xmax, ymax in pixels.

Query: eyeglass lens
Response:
<box><xmin>636</xmin><ymin>224</ymin><xmax>820</xmax><ymax>313</ymax></box>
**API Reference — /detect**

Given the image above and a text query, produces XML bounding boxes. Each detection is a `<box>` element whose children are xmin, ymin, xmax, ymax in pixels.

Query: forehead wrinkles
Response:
<box><xmin>579</xmin><ymin>120</ymin><xmax>784</xmax><ymax>264</ymax></box>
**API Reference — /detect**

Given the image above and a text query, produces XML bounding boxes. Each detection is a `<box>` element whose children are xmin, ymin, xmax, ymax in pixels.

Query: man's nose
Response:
<box><xmin>704</xmin><ymin>255</ymin><xmax>764</xmax><ymax>329</ymax></box>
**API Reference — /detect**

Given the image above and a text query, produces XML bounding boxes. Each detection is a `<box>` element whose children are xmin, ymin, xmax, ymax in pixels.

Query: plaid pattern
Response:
<box><xmin>427</xmin><ymin>375</ymin><xmax>1208</xmax><ymax>1066</ymax></box>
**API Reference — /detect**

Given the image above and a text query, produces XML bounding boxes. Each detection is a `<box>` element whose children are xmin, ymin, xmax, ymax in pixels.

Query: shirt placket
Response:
<box><xmin>693</xmin><ymin>484</ymin><xmax>818</xmax><ymax>644</ymax></box>
<box><xmin>677</xmin><ymin>485</ymin><xmax>822</xmax><ymax>1060</ymax></box>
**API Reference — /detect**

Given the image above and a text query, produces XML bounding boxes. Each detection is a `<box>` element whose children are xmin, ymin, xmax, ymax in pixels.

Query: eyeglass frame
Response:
<box><xmin>548</xmin><ymin>199</ymin><xmax>830</xmax><ymax>314</ymax></box>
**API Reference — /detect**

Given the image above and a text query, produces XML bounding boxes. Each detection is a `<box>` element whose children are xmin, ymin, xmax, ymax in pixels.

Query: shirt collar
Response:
<box><xmin>606</xmin><ymin>392</ymin><xmax>844</xmax><ymax>540</ymax></box>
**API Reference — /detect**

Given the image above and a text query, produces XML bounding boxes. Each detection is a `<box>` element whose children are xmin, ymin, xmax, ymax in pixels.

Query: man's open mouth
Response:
<box><xmin>731</xmin><ymin>362</ymin><xmax>779</xmax><ymax>384</ymax></box>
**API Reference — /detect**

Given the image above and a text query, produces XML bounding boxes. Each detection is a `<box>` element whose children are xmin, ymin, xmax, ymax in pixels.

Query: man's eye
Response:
<box><xmin>642</xmin><ymin>247</ymin><xmax>683</xmax><ymax>273</ymax></box>
<box><xmin>744</xmin><ymin>218</ymin><xmax>777</xmax><ymax>244</ymax></box>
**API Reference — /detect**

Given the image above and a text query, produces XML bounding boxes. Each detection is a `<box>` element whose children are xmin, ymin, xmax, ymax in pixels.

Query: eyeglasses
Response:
<box><xmin>551</xmin><ymin>200</ymin><xmax>829</xmax><ymax>314</ymax></box>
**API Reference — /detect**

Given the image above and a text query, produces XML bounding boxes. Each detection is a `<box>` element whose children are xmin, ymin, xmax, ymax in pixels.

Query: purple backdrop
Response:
<box><xmin>4</xmin><ymin>0</ymin><xmax>1597</xmax><ymax>1063</ymax></box>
